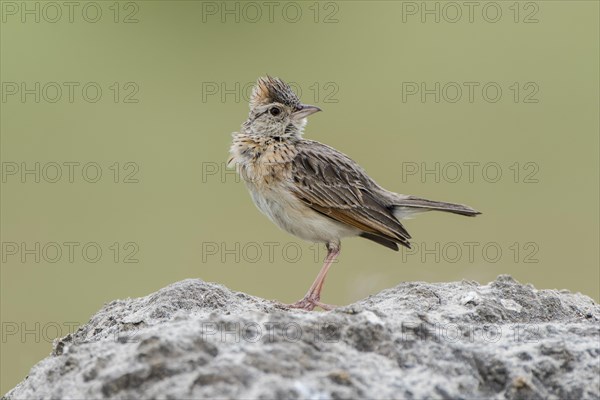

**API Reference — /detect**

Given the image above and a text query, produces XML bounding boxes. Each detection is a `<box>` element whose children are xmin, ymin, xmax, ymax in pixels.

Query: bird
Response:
<box><xmin>228</xmin><ymin>76</ymin><xmax>480</xmax><ymax>311</ymax></box>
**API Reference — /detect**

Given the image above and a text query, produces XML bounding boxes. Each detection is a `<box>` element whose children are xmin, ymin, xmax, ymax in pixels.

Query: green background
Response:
<box><xmin>1</xmin><ymin>0</ymin><xmax>598</xmax><ymax>394</ymax></box>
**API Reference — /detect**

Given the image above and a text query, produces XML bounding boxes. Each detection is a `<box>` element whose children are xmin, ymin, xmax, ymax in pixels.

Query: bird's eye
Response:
<box><xmin>269</xmin><ymin>107</ymin><xmax>281</xmax><ymax>116</ymax></box>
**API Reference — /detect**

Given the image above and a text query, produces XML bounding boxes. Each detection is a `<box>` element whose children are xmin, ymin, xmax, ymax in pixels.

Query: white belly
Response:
<box><xmin>248</xmin><ymin>184</ymin><xmax>358</xmax><ymax>244</ymax></box>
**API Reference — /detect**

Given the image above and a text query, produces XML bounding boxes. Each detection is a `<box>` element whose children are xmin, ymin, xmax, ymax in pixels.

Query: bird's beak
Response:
<box><xmin>292</xmin><ymin>104</ymin><xmax>322</xmax><ymax>120</ymax></box>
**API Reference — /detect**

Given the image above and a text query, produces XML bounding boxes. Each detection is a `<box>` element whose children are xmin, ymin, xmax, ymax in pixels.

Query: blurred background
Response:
<box><xmin>1</xmin><ymin>0</ymin><xmax>598</xmax><ymax>394</ymax></box>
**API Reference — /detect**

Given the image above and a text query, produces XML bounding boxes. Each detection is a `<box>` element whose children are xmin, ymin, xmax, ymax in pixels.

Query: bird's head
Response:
<box><xmin>243</xmin><ymin>76</ymin><xmax>321</xmax><ymax>138</ymax></box>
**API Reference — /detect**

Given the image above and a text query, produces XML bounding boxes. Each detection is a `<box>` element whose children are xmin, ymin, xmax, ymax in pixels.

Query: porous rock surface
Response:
<box><xmin>3</xmin><ymin>275</ymin><xmax>600</xmax><ymax>399</ymax></box>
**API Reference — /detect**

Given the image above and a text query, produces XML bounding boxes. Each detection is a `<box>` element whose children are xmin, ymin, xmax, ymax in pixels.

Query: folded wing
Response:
<box><xmin>290</xmin><ymin>140</ymin><xmax>411</xmax><ymax>250</ymax></box>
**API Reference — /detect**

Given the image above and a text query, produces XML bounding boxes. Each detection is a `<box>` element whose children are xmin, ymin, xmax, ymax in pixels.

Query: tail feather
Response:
<box><xmin>393</xmin><ymin>196</ymin><xmax>481</xmax><ymax>218</ymax></box>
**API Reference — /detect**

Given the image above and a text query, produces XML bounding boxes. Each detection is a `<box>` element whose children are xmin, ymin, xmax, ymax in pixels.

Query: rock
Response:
<box><xmin>3</xmin><ymin>275</ymin><xmax>599</xmax><ymax>399</ymax></box>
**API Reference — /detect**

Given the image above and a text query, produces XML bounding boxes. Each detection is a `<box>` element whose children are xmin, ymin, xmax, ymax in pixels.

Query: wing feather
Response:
<box><xmin>290</xmin><ymin>140</ymin><xmax>411</xmax><ymax>249</ymax></box>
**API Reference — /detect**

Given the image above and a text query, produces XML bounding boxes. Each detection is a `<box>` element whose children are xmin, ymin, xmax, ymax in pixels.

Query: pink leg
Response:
<box><xmin>287</xmin><ymin>243</ymin><xmax>340</xmax><ymax>311</ymax></box>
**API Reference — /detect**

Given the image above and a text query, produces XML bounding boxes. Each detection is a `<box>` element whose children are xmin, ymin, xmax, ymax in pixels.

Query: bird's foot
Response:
<box><xmin>283</xmin><ymin>296</ymin><xmax>337</xmax><ymax>311</ymax></box>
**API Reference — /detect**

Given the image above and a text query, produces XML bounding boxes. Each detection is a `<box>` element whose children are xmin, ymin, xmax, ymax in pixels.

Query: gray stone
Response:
<box><xmin>3</xmin><ymin>275</ymin><xmax>600</xmax><ymax>399</ymax></box>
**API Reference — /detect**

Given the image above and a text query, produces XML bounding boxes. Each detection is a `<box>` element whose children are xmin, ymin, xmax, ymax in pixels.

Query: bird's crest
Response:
<box><xmin>250</xmin><ymin>76</ymin><xmax>301</xmax><ymax>109</ymax></box>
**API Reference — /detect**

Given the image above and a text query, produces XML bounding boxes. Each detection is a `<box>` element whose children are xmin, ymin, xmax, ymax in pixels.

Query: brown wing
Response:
<box><xmin>290</xmin><ymin>140</ymin><xmax>411</xmax><ymax>250</ymax></box>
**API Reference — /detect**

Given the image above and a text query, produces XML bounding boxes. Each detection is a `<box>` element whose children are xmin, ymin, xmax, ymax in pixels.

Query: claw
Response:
<box><xmin>284</xmin><ymin>297</ymin><xmax>336</xmax><ymax>311</ymax></box>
